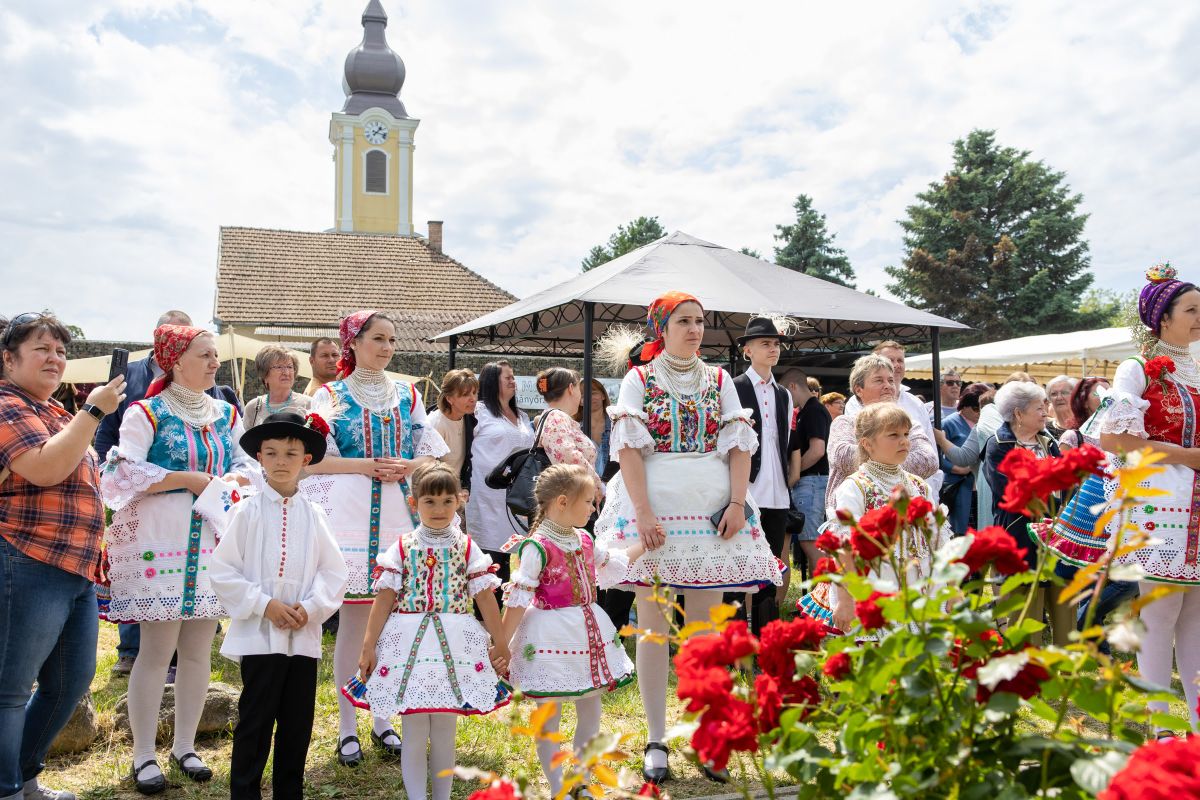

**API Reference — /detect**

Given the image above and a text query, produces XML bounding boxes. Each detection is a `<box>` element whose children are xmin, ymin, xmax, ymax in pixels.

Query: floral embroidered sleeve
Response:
<box><xmin>465</xmin><ymin>536</ymin><xmax>502</xmax><ymax>597</ymax></box>
<box><xmin>100</xmin><ymin>403</ymin><xmax>169</xmax><ymax>511</ymax></box>
<box><xmin>542</xmin><ymin>410</ymin><xmax>601</xmax><ymax>485</ymax></box>
<box><xmin>502</xmin><ymin>539</ymin><xmax>545</xmax><ymax>608</ymax></box>
<box><xmin>716</xmin><ymin>369</ymin><xmax>758</xmax><ymax>455</ymax></box>
<box><xmin>607</xmin><ymin>369</ymin><xmax>654</xmax><ymax>458</ymax></box>
<box><xmin>1097</xmin><ymin>358</ymin><xmax>1150</xmax><ymax>439</ymax></box>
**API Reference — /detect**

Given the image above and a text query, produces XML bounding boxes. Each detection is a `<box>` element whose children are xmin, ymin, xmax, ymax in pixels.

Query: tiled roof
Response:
<box><xmin>251</xmin><ymin>311</ymin><xmax>478</xmax><ymax>353</ymax></box>
<box><xmin>214</xmin><ymin>227</ymin><xmax>516</xmax><ymax>331</ymax></box>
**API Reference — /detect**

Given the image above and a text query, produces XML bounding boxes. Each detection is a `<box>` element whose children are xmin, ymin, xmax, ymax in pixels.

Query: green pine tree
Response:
<box><xmin>581</xmin><ymin>216</ymin><xmax>667</xmax><ymax>271</ymax></box>
<box><xmin>886</xmin><ymin>129</ymin><xmax>1095</xmax><ymax>344</ymax></box>
<box><xmin>773</xmin><ymin>194</ymin><xmax>856</xmax><ymax>287</ymax></box>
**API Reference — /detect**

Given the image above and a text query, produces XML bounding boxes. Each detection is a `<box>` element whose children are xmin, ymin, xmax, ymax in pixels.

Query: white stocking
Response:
<box><xmin>429</xmin><ymin>714</ymin><xmax>458</xmax><ymax>800</ymax></box>
<box><xmin>1173</xmin><ymin>587</ymin><xmax>1200</xmax><ymax>726</ymax></box>
<box><xmin>682</xmin><ymin>588</ymin><xmax>722</xmax><ymax>633</ymax></box>
<box><xmin>171</xmin><ymin>619</ymin><xmax>218</xmax><ymax>761</ymax></box>
<box><xmin>333</xmin><ymin>603</ymin><xmax>396</xmax><ymax>749</ymax></box>
<box><xmin>127</xmin><ymin>621</ymin><xmax>181</xmax><ymax>780</ymax></box>
<box><xmin>634</xmin><ymin>587</ymin><xmax>670</xmax><ymax>770</ymax></box>
<box><xmin>1138</xmin><ymin>580</ymin><xmax>1184</xmax><ymax>721</ymax></box>
<box><xmin>533</xmin><ymin>701</ymin><xmax>564</xmax><ymax>796</ymax></box>
<box><xmin>573</xmin><ymin>694</ymin><xmax>602</xmax><ymax>754</ymax></box>
<box><xmin>401</xmin><ymin>714</ymin><xmax>431</xmax><ymax>800</ymax></box>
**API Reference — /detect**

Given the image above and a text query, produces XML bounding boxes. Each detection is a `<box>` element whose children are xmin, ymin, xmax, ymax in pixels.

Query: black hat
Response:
<box><xmin>239</xmin><ymin>410</ymin><xmax>328</xmax><ymax>465</ymax></box>
<box><xmin>736</xmin><ymin>317</ymin><xmax>794</xmax><ymax>346</ymax></box>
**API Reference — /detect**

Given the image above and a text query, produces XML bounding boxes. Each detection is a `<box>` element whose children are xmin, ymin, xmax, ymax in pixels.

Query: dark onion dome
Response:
<box><xmin>341</xmin><ymin>0</ymin><xmax>408</xmax><ymax>117</ymax></box>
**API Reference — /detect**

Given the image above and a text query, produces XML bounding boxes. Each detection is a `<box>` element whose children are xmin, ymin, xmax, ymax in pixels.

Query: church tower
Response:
<box><xmin>329</xmin><ymin>0</ymin><xmax>419</xmax><ymax>235</ymax></box>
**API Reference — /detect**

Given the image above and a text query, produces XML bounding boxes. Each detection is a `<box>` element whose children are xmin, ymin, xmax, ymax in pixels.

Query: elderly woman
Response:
<box><xmin>939</xmin><ymin>383</ymin><xmax>990</xmax><ymax>535</ymax></box>
<box><xmin>1045</xmin><ymin>375</ymin><xmax>1077</xmax><ymax>439</ymax></box>
<box><xmin>825</xmin><ymin>354</ymin><xmax>938</xmax><ymax>517</ymax></box>
<box><xmin>0</xmin><ymin>314</ymin><xmax>124</xmax><ymax>800</ymax></box>
<box><xmin>981</xmin><ymin>381</ymin><xmax>1072</xmax><ymax>645</ymax></box>
<box><xmin>1057</xmin><ymin>376</ymin><xmax>1110</xmax><ymax>451</ymax></box>
<box><xmin>243</xmin><ymin>345</ymin><xmax>311</xmax><ymax>429</ymax></box>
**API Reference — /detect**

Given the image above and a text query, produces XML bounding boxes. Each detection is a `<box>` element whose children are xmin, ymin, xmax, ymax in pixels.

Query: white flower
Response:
<box><xmin>976</xmin><ymin>652</ymin><xmax>1030</xmax><ymax>690</ymax></box>
<box><xmin>1106</xmin><ymin>618</ymin><xmax>1144</xmax><ymax>653</ymax></box>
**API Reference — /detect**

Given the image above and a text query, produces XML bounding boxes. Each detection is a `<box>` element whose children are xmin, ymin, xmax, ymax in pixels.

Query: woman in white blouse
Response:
<box><xmin>467</xmin><ymin>360</ymin><xmax>535</xmax><ymax>580</ymax></box>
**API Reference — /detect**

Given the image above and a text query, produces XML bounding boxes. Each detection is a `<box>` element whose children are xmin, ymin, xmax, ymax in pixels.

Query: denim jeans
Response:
<box><xmin>117</xmin><ymin>623</ymin><xmax>140</xmax><ymax>659</ymax></box>
<box><xmin>0</xmin><ymin>537</ymin><xmax>98</xmax><ymax>797</ymax></box>
<box><xmin>790</xmin><ymin>474</ymin><xmax>829</xmax><ymax>541</ymax></box>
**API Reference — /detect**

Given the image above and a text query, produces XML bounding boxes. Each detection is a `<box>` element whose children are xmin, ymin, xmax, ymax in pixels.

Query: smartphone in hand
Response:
<box><xmin>108</xmin><ymin>348</ymin><xmax>129</xmax><ymax>382</ymax></box>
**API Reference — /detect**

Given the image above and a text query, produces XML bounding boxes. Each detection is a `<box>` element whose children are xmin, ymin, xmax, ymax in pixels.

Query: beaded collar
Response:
<box><xmin>536</xmin><ymin>518</ymin><xmax>582</xmax><ymax>551</ymax></box>
<box><xmin>416</xmin><ymin>524</ymin><xmax>457</xmax><ymax>547</ymax></box>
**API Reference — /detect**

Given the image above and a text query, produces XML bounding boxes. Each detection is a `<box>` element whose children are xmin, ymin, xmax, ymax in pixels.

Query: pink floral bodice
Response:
<box><xmin>531</xmin><ymin>532</ymin><xmax>598</xmax><ymax>610</ymax></box>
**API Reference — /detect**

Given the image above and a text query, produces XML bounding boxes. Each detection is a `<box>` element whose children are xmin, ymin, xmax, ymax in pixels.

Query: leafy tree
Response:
<box><xmin>773</xmin><ymin>194</ymin><xmax>856</xmax><ymax>287</ymax></box>
<box><xmin>739</xmin><ymin>247</ymin><xmax>762</xmax><ymax>259</ymax></box>
<box><xmin>1076</xmin><ymin>287</ymin><xmax>1132</xmax><ymax>328</ymax></box>
<box><xmin>886</xmin><ymin>129</ymin><xmax>1094</xmax><ymax>345</ymax></box>
<box><xmin>581</xmin><ymin>216</ymin><xmax>667</xmax><ymax>271</ymax></box>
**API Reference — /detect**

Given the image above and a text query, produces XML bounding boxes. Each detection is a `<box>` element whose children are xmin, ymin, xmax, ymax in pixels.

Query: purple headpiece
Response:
<box><xmin>1139</xmin><ymin>263</ymin><xmax>1194</xmax><ymax>335</ymax></box>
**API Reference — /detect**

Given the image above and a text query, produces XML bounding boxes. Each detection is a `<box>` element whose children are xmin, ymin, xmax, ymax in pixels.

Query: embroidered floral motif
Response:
<box><xmin>379</xmin><ymin>665</ymin><xmax>389</xmax><ymax>677</ymax></box>
<box><xmin>643</xmin><ymin>365</ymin><xmax>721</xmax><ymax>453</ymax></box>
<box><xmin>475</xmin><ymin>662</ymin><xmax>485</xmax><ymax>672</ymax></box>
<box><xmin>523</xmin><ymin>643</ymin><xmax>536</xmax><ymax>662</ymax></box>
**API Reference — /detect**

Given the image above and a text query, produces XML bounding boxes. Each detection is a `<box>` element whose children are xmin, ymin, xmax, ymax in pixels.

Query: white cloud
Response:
<box><xmin>0</xmin><ymin>0</ymin><xmax>1196</xmax><ymax>340</ymax></box>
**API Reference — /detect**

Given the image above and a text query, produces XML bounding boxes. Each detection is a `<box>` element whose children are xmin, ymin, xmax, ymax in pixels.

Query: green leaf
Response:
<box><xmin>983</xmin><ymin>690</ymin><xmax>1020</xmax><ymax>721</ymax></box>
<box><xmin>1149</xmin><ymin>712</ymin><xmax>1192</xmax><ymax>732</ymax></box>
<box><xmin>1070</xmin><ymin>751</ymin><xmax>1128</xmax><ymax>794</ymax></box>
<box><xmin>1025</xmin><ymin>695</ymin><xmax>1059</xmax><ymax>723</ymax></box>
<box><xmin>1123</xmin><ymin>672</ymin><xmax>1175</xmax><ymax>696</ymax></box>
<box><xmin>1003</xmin><ymin>618</ymin><xmax>1045</xmax><ymax>647</ymax></box>
<box><xmin>901</xmin><ymin>669</ymin><xmax>935</xmax><ymax>698</ymax></box>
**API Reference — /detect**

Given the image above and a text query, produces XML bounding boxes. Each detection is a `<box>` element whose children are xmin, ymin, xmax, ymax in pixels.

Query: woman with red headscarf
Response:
<box><xmin>592</xmin><ymin>292</ymin><xmax>782</xmax><ymax>783</ymax></box>
<box><xmin>101</xmin><ymin>325</ymin><xmax>255</xmax><ymax>793</ymax></box>
<box><xmin>303</xmin><ymin>311</ymin><xmax>449</xmax><ymax>767</ymax></box>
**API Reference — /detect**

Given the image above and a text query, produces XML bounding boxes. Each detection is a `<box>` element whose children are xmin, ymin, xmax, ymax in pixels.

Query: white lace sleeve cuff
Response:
<box><xmin>372</xmin><ymin>566</ymin><xmax>404</xmax><ymax>594</ymax></box>
<box><xmin>608</xmin><ymin>406</ymin><xmax>654</xmax><ymax>458</ymax></box>
<box><xmin>717</xmin><ymin>410</ymin><xmax>758</xmax><ymax>455</ymax></box>
<box><xmin>502</xmin><ymin>540</ymin><xmax>543</xmax><ymax>607</ymax></box>
<box><xmin>100</xmin><ymin>449</ymin><xmax>169</xmax><ymax>511</ymax></box>
<box><xmin>414</xmin><ymin>425</ymin><xmax>451</xmax><ymax>459</ymax></box>
<box><xmin>468</xmin><ymin>572</ymin><xmax>502</xmax><ymax>596</ymax></box>
<box><xmin>594</xmin><ymin>544</ymin><xmax>631</xmax><ymax>589</ymax></box>
<box><xmin>1096</xmin><ymin>392</ymin><xmax>1150</xmax><ymax>438</ymax></box>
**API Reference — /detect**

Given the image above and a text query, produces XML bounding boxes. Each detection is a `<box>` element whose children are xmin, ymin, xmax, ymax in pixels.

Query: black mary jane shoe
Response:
<box><xmin>337</xmin><ymin>735</ymin><xmax>364</xmax><ymax>767</ymax></box>
<box><xmin>700</xmin><ymin>761</ymin><xmax>731</xmax><ymax>784</ymax></box>
<box><xmin>131</xmin><ymin>760</ymin><xmax>167</xmax><ymax>796</ymax></box>
<box><xmin>371</xmin><ymin>728</ymin><xmax>403</xmax><ymax>758</ymax></box>
<box><xmin>642</xmin><ymin>741</ymin><xmax>670</xmax><ymax>785</ymax></box>
<box><xmin>169</xmin><ymin>752</ymin><xmax>213</xmax><ymax>782</ymax></box>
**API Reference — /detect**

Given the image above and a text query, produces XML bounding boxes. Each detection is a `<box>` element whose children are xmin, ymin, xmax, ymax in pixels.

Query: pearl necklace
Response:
<box><xmin>160</xmin><ymin>383</ymin><xmax>220</xmax><ymax>429</ymax></box>
<box><xmin>1154</xmin><ymin>340</ymin><xmax>1200</xmax><ymax>389</ymax></box>
<box><xmin>417</xmin><ymin>524</ymin><xmax>457</xmax><ymax>547</ymax></box>
<box><xmin>653</xmin><ymin>352</ymin><xmax>709</xmax><ymax>400</ymax></box>
<box><xmin>345</xmin><ymin>368</ymin><xmax>397</xmax><ymax>413</ymax></box>
<box><xmin>864</xmin><ymin>460</ymin><xmax>903</xmax><ymax>485</ymax></box>
<box><xmin>537</xmin><ymin>518</ymin><xmax>581</xmax><ymax>550</ymax></box>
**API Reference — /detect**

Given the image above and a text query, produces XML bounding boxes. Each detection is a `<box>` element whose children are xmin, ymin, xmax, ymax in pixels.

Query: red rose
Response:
<box><xmin>304</xmin><ymin>413</ymin><xmax>331</xmax><ymax>437</ymax></box>
<box><xmin>1143</xmin><ymin>355</ymin><xmax>1176</xmax><ymax>384</ymax></box>
<box><xmin>1100</xmin><ymin>735</ymin><xmax>1200</xmax><ymax>800</ymax></box>
<box><xmin>849</xmin><ymin>506</ymin><xmax>899</xmax><ymax>560</ymax></box>
<box><xmin>855</xmin><ymin>591</ymin><xmax>893</xmax><ymax>630</ymax></box>
<box><xmin>950</xmin><ymin>629</ymin><xmax>1003</xmax><ymax>668</ymax></box>
<box><xmin>637</xmin><ymin>783</ymin><xmax>662</xmax><ymax>799</ymax></box>
<box><xmin>849</xmin><ymin>528</ymin><xmax>887</xmax><ymax>561</ymax></box>
<box><xmin>754</xmin><ymin>672</ymin><xmax>784</xmax><ymax>732</ymax></box>
<box><xmin>998</xmin><ymin>445</ymin><xmax>1107</xmax><ymax>516</ymax></box>
<box><xmin>674</xmin><ymin>621</ymin><xmax>757</xmax><ymax>675</ymax></box>
<box><xmin>812</xmin><ymin>557</ymin><xmax>840</xmax><ymax>578</ymax></box>
<box><xmin>468</xmin><ymin>780</ymin><xmax>521</xmax><ymax>800</ymax></box>
<box><xmin>822</xmin><ymin>652</ymin><xmax>852</xmax><ymax>680</ymax></box>
<box><xmin>814</xmin><ymin>530</ymin><xmax>843</xmax><ymax>554</ymax></box>
<box><xmin>758</xmin><ymin>617</ymin><xmax>826</xmax><ymax>679</ymax></box>
<box><xmin>676</xmin><ymin>664</ymin><xmax>733</xmax><ymax>713</ymax></box>
<box><xmin>905</xmin><ymin>495</ymin><xmax>934</xmax><ymax>524</ymax></box>
<box><xmin>691</xmin><ymin>697</ymin><xmax>758</xmax><ymax>771</ymax></box>
<box><xmin>961</xmin><ymin>647</ymin><xmax>1051</xmax><ymax>702</ymax></box>
<box><xmin>957</xmin><ymin>526</ymin><xmax>1030</xmax><ymax>576</ymax></box>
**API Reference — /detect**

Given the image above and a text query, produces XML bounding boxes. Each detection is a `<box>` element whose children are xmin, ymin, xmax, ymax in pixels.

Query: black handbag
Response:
<box><xmin>484</xmin><ymin>412</ymin><xmax>553</xmax><ymax>519</ymax></box>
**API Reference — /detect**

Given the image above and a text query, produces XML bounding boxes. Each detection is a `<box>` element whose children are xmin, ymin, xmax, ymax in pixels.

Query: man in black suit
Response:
<box><xmin>94</xmin><ymin>309</ymin><xmax>242</xmax><ymax>676</ymax></box>
<box><xmin>728</xmin><ymin>317</ymin><xmax>793</xmax><ymax>634</ymax></box>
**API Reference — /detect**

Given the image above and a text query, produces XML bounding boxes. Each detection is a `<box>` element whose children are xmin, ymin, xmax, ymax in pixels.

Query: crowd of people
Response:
<box><xmin>0</xmin><ymin>266</ymin><xmax>1197</xmax><ymax>799</ymax></box>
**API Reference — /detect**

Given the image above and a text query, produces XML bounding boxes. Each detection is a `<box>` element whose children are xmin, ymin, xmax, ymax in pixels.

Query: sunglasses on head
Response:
<box><xmin>942</xmin><ymin>379</ymin><xmax>961</xmax><ymax>386</ymax></box>
<box><xmin>1</xmin><ymin>312</ymin><xmax>48</xmax><ymax>347</ymax></box>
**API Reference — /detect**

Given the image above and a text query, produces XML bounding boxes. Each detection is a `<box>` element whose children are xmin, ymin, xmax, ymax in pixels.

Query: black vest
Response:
<box><xmin>733</xmin><ymin>372</ymin><xmax>790</xmax><ymax>485</ymax></box>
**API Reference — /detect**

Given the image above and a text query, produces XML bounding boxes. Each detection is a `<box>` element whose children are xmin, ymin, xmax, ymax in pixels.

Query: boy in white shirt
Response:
<box><xmin>211</xmin><ymin>411</ymin><xmax>348</xmax><ymax>800</ymax></box>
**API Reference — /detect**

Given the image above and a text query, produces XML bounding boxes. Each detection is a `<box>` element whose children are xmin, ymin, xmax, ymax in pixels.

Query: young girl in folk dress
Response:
<box><xmin>502</xmin><ymin>464</ymin><xmax>645</xmax><ymax>795</ymax></box>
<box><xmin>347</xmin><ymin>462</ymin><xmax>508</xmax><ymax>800</ymax></box>
<box><xmin>798</xmin><ymin>403</ymin><xmax>948</xmax><ymax>633</ymax></box>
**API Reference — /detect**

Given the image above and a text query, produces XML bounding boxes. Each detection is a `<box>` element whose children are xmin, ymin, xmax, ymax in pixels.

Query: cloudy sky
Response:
<box><xmin>1</xmin><ymin>0</ymin><xmax>1196</xmax><ymax>341</ymax></box>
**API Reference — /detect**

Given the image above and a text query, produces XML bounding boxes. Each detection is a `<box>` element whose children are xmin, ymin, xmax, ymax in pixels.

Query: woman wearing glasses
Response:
<box><xmin>1044</xmin><ymin>375</ymin><xmax>1078</xmax><ymax>440</ymax></box>
<box><xmin>243</xmin><ymin>345</ymin><xmax>311</xmax><ymax>429</ymax></box>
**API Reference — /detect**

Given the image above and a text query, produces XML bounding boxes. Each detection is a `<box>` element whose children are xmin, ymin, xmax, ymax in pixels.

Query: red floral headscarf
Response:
<box><xmin>642</xmin><ymin>291</ymin><xmax>703</xmax><ymax>362</ymax></box>
<box><xmin>337</xmin><ymin>310</ymin><xmax>381</xmax><ymax>376</ymax></box>
<box><xmin>145</xmin><ymin>324</ymin><xmax>207</xmax><ymax>398</ymax></box>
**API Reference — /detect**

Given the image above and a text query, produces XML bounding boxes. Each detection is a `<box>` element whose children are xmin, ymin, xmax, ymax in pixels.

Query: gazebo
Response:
<box><xmin>434</xmin><ymin>232</ymin><xmax>968</xmax><ymax>430</ymax></box>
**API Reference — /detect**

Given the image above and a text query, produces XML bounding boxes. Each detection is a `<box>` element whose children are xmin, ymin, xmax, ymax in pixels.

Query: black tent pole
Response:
<box><xmin>930</xmin><ymin>326</ymin><xmax>942</xmax><ymax>429</ymax></box>
<box><xmin>448</xmin><ymin>335</ymin><xmax>457</xmax><ymax>371</ymax></box>
<box><xmin>582</xmin><ymin>302</ymin><xmax>595</xmax><ymax>437</ymax></box>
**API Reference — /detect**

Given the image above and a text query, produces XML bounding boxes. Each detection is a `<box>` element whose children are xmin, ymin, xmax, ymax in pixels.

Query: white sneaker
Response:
<box><xmin>23</xmin><ymin>779</ymin><xmax>76</xmax><ymax>800</ymax></box>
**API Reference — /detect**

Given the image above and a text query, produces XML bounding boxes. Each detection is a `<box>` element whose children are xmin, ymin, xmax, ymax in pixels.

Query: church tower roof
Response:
<box><xmin>341</xmin><ymin>0</ymin><xmax>408</xmax><ymax>117</ymax></box>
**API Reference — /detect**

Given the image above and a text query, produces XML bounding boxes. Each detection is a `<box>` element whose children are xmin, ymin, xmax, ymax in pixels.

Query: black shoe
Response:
<box><xmin>337</xmin><ymin>735</ymin><xmax>364</xmax><ymax>767</ymax></box>
<box><xmin>700</xmin><ymin>762</ymin><xmax>731</xmax><ymax>783</ymax></box>
<box><xmin>371</xmin><ymin>728</ymin><xmax>403</xmax><ymax>758</ymax></box>
<box><xmin>169</xmin><ymin>752</ymin><xmax>212</xmax><ymax>782</ymax></box>
<box><xmin>131</xmin><ymin>760</ymin><xmax>166</xmax><ymax>795</ymax></box>
<box><xmin>642</xmin><ymin>741</ymin><xmax>670</xmax><ymax>785</ymax></box>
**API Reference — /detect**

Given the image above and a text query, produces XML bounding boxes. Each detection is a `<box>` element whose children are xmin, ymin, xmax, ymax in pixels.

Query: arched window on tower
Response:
<box><xmin>365</xmin><ymin>150</ymin><xmax>387</xmax><ymax>194</ymax></box>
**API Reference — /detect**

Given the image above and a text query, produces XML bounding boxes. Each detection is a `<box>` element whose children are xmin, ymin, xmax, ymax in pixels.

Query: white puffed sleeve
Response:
<box><xmin>298</xmin><ymin>506</ymin><xmax>350</xmax><ymax>623</ymax></box>
<box><xmin>308</xmin><ymin>387</ymin><xmax>342</xmax><ymax>457</ymax></box>
<box><xmin>100</xmin><ymin>403</ymin><xmax>168</xmax><ymax>511</ymax></box>
<box><xmin>1097</xmin><ymin>358</ymin><xmax>1150</xmax><ymax>438</ymax></box>
<box><xmin>465</xmin><ymin>537</ymin><xmax>501</xmax><ymax>596</ymax></box>
<box><xmin>209</xmin><ymin>502</ymin><xmax>271</xmax><ymax>620</ymax></box>
<box><xmin>608</xmin><ymin>369</ymin><xmax>654</xmax><ymax>458</ymax></box>
<box><xmin>371</xmin><ymin>541</ymin><xmax>407</xmax><ymax>594</ymax></box>
<box><xmin>410</xmin><ymin>387</ymin><xmax>451</xmax><ymax>458</ymax></box>
<box><xmin>592</xmin><ymin>537</ymin><xmax>632</xmax><ymax>590</ymax></box>
<box><xmin>716</xmin><ymin>369</ymin><xmax>758</xmax><ymax>455</ymax></box>
<box><xmin>826</xmin><ymin>476</ymin><xmax>868</xmax><ymax>538</ymax></box>
<box><xmin>502</xmin><ymin>539</ymin><xmax>546</xmax><ymax>608</ymax></box>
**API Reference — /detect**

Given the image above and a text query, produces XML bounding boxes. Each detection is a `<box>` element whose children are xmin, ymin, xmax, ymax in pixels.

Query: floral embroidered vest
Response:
<box><xmin>1142</xmin><ymin>372</ymin><xmax>1200</xmax><ymax>448</ymax></box>
<box><xmin>532</xmin><ymin>531</ymin><xmax>598</xmax><ymax>610</ymax></box>
<box><xmin>640</xmin><ymin>364</ymin><xmax>722</xmax><ymax>453</ymax></box>
<box><xmin>392</xmin><ymin>530</ymin><xmax>471</xmax><ymax>615</ymax></box>
<box><xmin>326</xmin><ymin>380</ymin><xmax>417</xmax><ymax>460</ymax></box>
<box><xmin>136</xmin><ymin>397</ymin><xmax>237</xmax><ymax>476</ymax></box>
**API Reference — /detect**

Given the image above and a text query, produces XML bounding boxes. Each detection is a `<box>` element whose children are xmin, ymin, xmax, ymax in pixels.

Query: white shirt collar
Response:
<box><xmin>745</xmin><ymin>366</ymin><xmax>777</xmax><ymax>387</ymax></box>
<box><xmin>260</xmin><ymin>482</ymin><xmax>296</xmax><ymax>504</ymax></box>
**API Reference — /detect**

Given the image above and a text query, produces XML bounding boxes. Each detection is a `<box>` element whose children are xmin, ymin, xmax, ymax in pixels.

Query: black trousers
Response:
<box><xmin>725</xmin><ymin>506</ymin><xmax>789</xmax><ymax>635</ymax></box>
<box><xmin>230</xmin><ymin>654</ymin><xmax>318</xmax><ymax>800</ymax></box>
